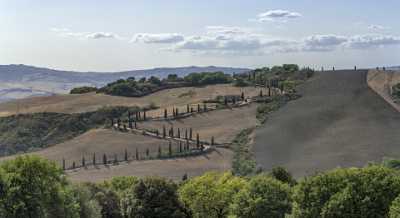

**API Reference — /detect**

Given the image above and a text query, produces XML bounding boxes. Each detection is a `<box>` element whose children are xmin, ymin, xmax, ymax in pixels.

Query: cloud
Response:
<box><xmin>302</xmin><ymin>35</ymin><xmax>348</xmax><ymax>51</ymax></box>
<box><xmin>206</xmin><ymin>26</ymin><xmax>248</xmax><ymax>36</ymax></box>
<box><xmin>86</xmin><ymin>32</ymin><xmax>117</xmax><ymax>39</ymax></box>
<box><xmin>346</xmin><ymin>35</ymin><xmax>400</xmax><ymax>49</ymax></box>
<box><xmin>255</xmin><ymin>10</ymin><xmax>302</xmax><ymax>22</ymax></box>
<box><xmin>132</xmin><ymin>33</ymin><xmax>184</xmax><ymax>43</ymax></box>
<box><xmin>51</xmin><ymin>28</ymin><xmax>120</xmax><ymax>40</ymax></box>
<box><xmin>368</xmin><ymin>24</ymin><xmax>389</xmax><ymax>31</ymax></box>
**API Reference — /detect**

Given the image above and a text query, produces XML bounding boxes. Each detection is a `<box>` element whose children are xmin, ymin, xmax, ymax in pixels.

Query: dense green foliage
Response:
<box><xmin>3</xmin><ymin>156</ymin><xmax>400</xmax><ymax>218</ymax></box>
<box><xmin>70</xmin><ymin>86</ymin><xmax>98</xmax><ymax>94</ymax></box>
<box><xmin>292</xmin><ymin>166</ymin><xmax>400</xmax><ymax>218</ymax></box>
<box><xmin>0</xmin><ymin>106</ymin><xmax>142</xmax><ymax>156</ymax></box>
<box><xmin>231</xmin><ymin>175</ymin><xmax>292</xmax><ymax>218</ymax></box>
<box><xmin>95</xmin><ymin>72</ymin><xmax>232</xmax><ymax>97</ymax></box>
<box><xmin>179</xmin><ymin>172</ymin><xmax>247</xmax><ymax>218</ymax></box>
<box><xmin>0</xmin><ymin>156</ymin><xmax>79</xmax><ymax>218</ymax></box>
<box><xmin>234</xmin><ymin>64</ymin><xmax>313</xmax><ymax>87</ymax></box>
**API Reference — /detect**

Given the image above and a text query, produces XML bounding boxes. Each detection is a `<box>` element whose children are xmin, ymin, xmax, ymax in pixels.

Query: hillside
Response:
<box><xmin>0</xmin><ymin>84</ymin><xmax>260</xmax><ymax>116</ymax></box>
<box><xmin>253</xmin><ymin>70</ymin><xmax>400</xmax><ymax>177</ymax></box>
<box><xmin>0</xmin><ymin>64</ymin><xmax>250</xmax><ymax>102</ymax></box>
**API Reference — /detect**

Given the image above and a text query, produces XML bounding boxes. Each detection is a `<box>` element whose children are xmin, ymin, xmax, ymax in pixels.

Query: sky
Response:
<box><xmin>1</xmin><ymin>0</ymin><xmax>400</xmax><ymax>72</ymax></box>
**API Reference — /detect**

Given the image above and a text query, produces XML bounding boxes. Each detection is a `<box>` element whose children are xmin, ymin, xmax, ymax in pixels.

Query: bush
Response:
<box><xmin>179</xmin><ymin>172</ymin><xmax>247</xmax><ymax>218</ymax></box>
<box><xmin>70</xmin><ymin>86</ymin><xmax>98</xmax><ymax>94</ymax></box>
<box><xmin>269</xmin><ymin>166</ymin><xmax>297</xmax><ymax>186</ymax></box>
<box><xmin>390</xmin><ymin>195</ymin><xmax>400</xmax><ymax>218</ymax></box>
<box><xmin>292</xmin><ymin>166</ymin><xmax>400</xmax><ymax>218</ymax></box>
<box><xmin>122</xmin><ymin>177</ymin><xmax>188</xmax><ymax>218</ymax></box>
<box><xmin>231</xmin><ymin>175</ymin><xmax>292</xmax><ymax>218</ymax></box>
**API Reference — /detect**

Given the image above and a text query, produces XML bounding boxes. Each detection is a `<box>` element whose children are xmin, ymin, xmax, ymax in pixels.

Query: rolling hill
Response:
<box><xmin>0</xmin><ymin>64</ymin><xmax>250</xmax><ymax>102</ymax></box>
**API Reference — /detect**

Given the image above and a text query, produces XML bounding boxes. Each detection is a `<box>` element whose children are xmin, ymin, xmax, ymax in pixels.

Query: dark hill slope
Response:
<box><xmin>253</xmin><ymin>70</ymin><xmax>400</xmax><ymax>177</ymax></box>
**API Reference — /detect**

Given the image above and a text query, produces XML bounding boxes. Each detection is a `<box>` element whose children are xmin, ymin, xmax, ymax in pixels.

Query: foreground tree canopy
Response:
<box><xmin>2</xmin><ymin>156</ymin><xmax>400</xmax><ymax>218</ymax></box>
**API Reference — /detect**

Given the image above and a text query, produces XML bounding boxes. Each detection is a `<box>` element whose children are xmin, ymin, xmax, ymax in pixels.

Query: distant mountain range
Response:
<box><xmin>0</xmin><ymin>64</ymin><xmax>251</xmax><ymax>102</ymax></box>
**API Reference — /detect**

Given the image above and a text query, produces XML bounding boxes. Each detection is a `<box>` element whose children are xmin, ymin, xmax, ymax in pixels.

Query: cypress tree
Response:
<box><xmin>189</xmin><ymin>128</ymin><xmax>193</xmax><ymax>140</ymax></box>
<box><xmin>124</xmin><ymin>149</ymin><xmax>128</xmax><ymax>161</ymax></box>
<box><xmin>93</xmin><ymin>153</ymin><xmax>96</xmax><ymax>165</ymax></box>
<box><xmin>354</xmin><ymin>66</ymin><xmax>357</xmax><ymax>71</ymax></box>
<box><xmin>333</xmin><ymin>66</ymin><xmax>335</xmax><ymax>71</ymax></box>
<box><xmin>138</xmin><ymin>111</ymin><xmax>141</xmax><ymax>120</ymax></box>
<box><xmin>170</xmin><ymin>126</ymin><xmax>174</xmax><ymax>137</ymax></box>
<box><xmin>196</xmin><ymin>133</ymin><xmax>200</xmax><ymax>148</ymax></box>
<box><xmin>143</xmin><ymin>109</ymin><xmax>147</xmax><ymax>120</ymax></box>
<box><xmin>103</xmin><ymin>154</ymin><xmax>107</xmax><ymax>165</ymax></box>
<box><xmin>164</xmin><ymin>108</ymin><xmax>168</xmax><ymax>118</ymax></box>
<box><xmin>163</xmin><ymin>125</ymin><xmax>166</xmax><ymax>138</ymax></box>
<box><xmin>82</xmin><ymin>156</ymin><xmax>86</xmax><ymax>167</ymax></box>
<box><xmin>62</xmin><ymin>158</ymin><xmax>65</xmax><ymax>170</ymax></box>
<box><xmin>168</xmin><ymin>141</ymin><xmax>172</xmax><ymax>157</ymax></box>
<box><xmin>136</xmin><ymin>148</ymin><xmax>139</xmax><ymax>160</ymax></box>
<box><xmin>128</xmin><ymin>119</ymin><xmax>132</xmax><ymax>129</ymax></box>
<box><xmin>268</xmin><ymin>86</ymin><xmax>271</xmax><ymax>97</ymax></box>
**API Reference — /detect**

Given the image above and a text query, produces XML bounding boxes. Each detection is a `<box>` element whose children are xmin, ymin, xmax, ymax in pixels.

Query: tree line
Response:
<box><xmin>3</xmin><ymin>156</ymin><xmax>400</xmax><ymax>218</ymax></box>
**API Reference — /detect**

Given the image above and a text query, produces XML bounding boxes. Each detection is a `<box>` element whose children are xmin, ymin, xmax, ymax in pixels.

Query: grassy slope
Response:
<box><xmin>0</xmin><ymin>106</ymin><xmax>139</xmax><ymax>156</ymax></box>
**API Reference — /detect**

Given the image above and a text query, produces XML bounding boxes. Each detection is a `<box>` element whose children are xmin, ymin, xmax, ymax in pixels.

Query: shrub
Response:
<box><xmin>231</xmin><ymin>175</ymin><xmax>292</xmax><ymax>218</ymax></box>
<box><xmin>70</xmin><ymin>86</ymin><xmax>98</xmax><ymax>94</ymax></box>
<box><xmin>292</xmin><ymin>166</ymin><xmax>400</xmax><ymax>218</ymax></box>
<box><xmin>179</xmin><ymin>172</ymin><xmax>247</xmax><ymax>218</ymax></box>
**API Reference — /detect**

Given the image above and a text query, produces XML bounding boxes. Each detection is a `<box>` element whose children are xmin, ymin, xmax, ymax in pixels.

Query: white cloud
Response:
<box><xmin>255</xmin><ymin>9</ymin><xmax>302</xmax><ymax>22</ymax></box>
<box><xmin>132</xmin><ymin>33</ymin><xmax>184</xmax><ymax>43</ymax></box>
<box><xmin>346</xmin><ymin>35</ymin><xmax>400</xmax><ymax>49</ymax></box>
<box><xmin>302</xmin><ymin>35</ymin><xmax>348</xmax><ymax>51</ymax></box>
<box><xmin>51</xmin><ymin>28</ymin><xmax>121</xmax><ymax>40</ymax></box>
<box><xmin>368</xmin><ymin>24</ymin><xmax>389</xmax><ymax>31</ymax></box>
<box><xmin>206</xmin><ymin>26</ymin><xmax>248</xmax><ymax>36</ymax></box>
<box><xmin>86</xmin><ymin>32</ymin><xmax>117</xmax><ymax>39</ymax></box>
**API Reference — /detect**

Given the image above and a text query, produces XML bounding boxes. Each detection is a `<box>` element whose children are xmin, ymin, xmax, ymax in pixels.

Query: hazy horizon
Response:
<box><xmin>2</xmin><ymin>0</ymin><xmax>400</xmax><ymax>72</ymax></box>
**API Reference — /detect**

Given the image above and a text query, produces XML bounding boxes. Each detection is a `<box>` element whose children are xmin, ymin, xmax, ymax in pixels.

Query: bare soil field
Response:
<box><xmin>138</xmin><ymin>104</ymin><xmax>259</xmax><ymax>144</ymax></box>
<box><xmin>254</xmin><ymin>70</ymin><xmax>400</xmax><ymax>177</ymax></box>
<box><xmin>67</xmin><ymin>147</ymin><xmax>233</xmax><ymax>183</ymax></box>
<box><xmin>0</xmin><ymin>84</ymin><xmax>260</xmax><ymax>117</ymax></box>
<box><xmin>367</xmin><ymin>70</ymin><xmax>400</xmax><ymax>112</ymax></box>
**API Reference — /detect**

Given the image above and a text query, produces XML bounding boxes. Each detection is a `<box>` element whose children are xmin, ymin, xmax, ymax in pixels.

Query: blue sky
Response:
<box><xmin>1</xmin><ymin>0</ymin><xmax>400</xmax><ymax>71</ymax></box>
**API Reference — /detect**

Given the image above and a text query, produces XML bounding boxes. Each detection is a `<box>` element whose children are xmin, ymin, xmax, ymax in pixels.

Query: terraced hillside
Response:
<box><xmin>254</xmin><ymin>70</ymin><xmax>400</xmax><ymax>177</ymax></box>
